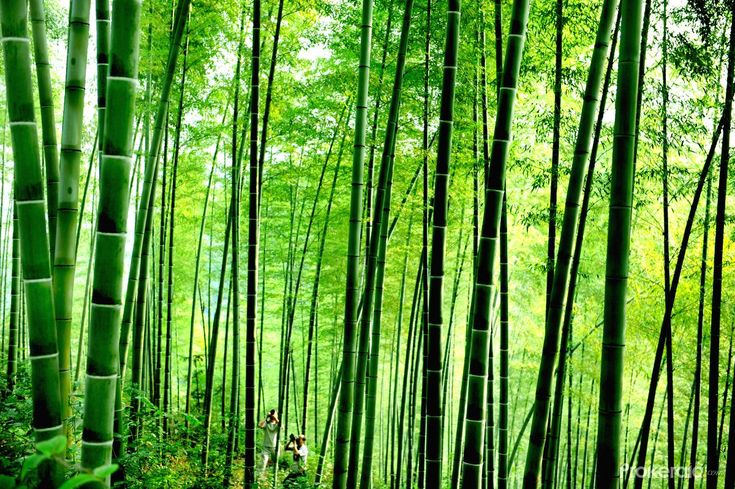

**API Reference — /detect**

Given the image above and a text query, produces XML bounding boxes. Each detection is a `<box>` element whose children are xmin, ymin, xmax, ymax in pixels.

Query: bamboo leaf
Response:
<box><xmin>36</xmin><ymin>435</ymin><xmax>66</xmax><ymax>456</ymax></box>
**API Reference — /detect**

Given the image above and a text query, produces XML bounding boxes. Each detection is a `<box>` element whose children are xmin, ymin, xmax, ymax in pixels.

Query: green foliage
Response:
<box><xmin>1</xmin><ymin>0</ymin><xmax>735</xmax><ymax>485</ymax></box>
<box><xmin>0</xmin><ymin>434</ymin><xmax>113</xmax><ymax>489</ymax></box>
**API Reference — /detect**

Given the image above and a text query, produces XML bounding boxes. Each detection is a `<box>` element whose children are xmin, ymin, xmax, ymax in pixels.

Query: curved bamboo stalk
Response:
<box><xmin>185</xmin><ymin>95</ymin><xmax>230</xmax><ymax>430</ymax></box>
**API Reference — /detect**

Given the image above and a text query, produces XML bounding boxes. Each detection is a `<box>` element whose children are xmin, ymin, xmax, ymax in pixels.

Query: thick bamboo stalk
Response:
<box><xmin>95</xmin><ymin>0</ymin><xmax>110</xmax><ymax>150</ymax></box>
<box><xmin>365</xmin><ymin>0</ymin><xmax>394</xmax><ymax>259</ymax></box>
<box><xmin>355</xmin><ymin>2</ymin><xmax>415</xmax><ymax>486</ymax></box>
<box><xmin>593</xmin><ymin>0</ymin><xmax>644</xmax><ymax>484</ymax></box>
<box><xmin>225</xmin><ymin>3</ymin><xmax>246</xmax><ymax>484</ymax></box>
<box><xmin>425</xmin><ymin>1</ymin><xmax>459</xmax><ymax>487</ymax></box>
<box><xmin>81</xmin><ymin>0</ymin><xmax>142</xmax><ymax>475</ymax></box>
<box><xmin>1</xmin><ymin>0</ymin><xmax>64</xmax><ymax>449</ymax></box>
<box><xmin>347</xmin><ymin>7</ymin><xmax>411</xmax><ymax>485</ymax></box>
<box><xmin>114</xmin><ymin>0</ymin><xmax>191</xmax><ymax>457</ymax></box>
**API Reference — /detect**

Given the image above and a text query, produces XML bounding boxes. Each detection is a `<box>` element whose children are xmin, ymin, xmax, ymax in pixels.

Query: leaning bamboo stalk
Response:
<box><xmin>461</xmin><ymin>0</ymin><xmax>531</xmax><ymax>483</ymax></box>
<box><xmin>53</xmin><ymin>0</ymin><xmax>93</xmax><ymax>440</ymax></box>
<box><xmin>523</xmin><ymin>0</ymin><xmax>618</xmax><ymax>482</ymax></box>
<box><xmin>361</xmin><ymin>120</ymin><xmax>397</xmax><ymax>487</ymax></box>
<box><xmin>281</xmin><ymin>103</ymin><xmax>347</xmax><ymax>437</ymax></box>
<box><xmin>224</xmin><ymin>5</ymin><xmax>246</xmax><ymax>484</ymax></box>
<box><xmin>185</xmin><ymin>85</ymin><xmax>231</xmax><ymax>428</ymax></box>
<box><xmin>28</xmin><ymin>0</ymin><xmax>60</xmax><ymax>253</ymax></box>
<box><xmin>302</xmin><ymin>101</ymin><xmax>350</xmax><ymax>435</ymax></box>
<box><xmin>162</xmin><ymin>23</ymin><xmax>189</xmax><ymax>436</ymax></box>
<box><xmin>684</xmin><ymin>168</ymin><xmax>710</xmax><ymax>489</ymax></box>
<box><xmin>631</xmin><ymin>103</ymin><xmax>728</xmax><ymax>489</ymax></box>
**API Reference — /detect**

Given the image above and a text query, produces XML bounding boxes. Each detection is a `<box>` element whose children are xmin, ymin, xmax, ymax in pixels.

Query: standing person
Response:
<box><xmin>283</xmin><ymin>434</ymin><xmax>308</xmax><ymax>486</ymax></box>
<box><xmin>258</xmin><ymin>409</ymin><xmax>280</xmax><ymax>470</ymax></box>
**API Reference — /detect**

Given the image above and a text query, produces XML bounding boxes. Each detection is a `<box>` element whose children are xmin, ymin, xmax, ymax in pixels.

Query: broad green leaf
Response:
<box><xmin>20</xmin><ymin>454</ymin><xmax>46</xmax><ymax>480</ymax></box>
<box><xmin>92</xmin><ymin>464</ymin><xmax>118</xmax><ymax>479</ymax></box>
<box><xmin>36</xmin><ymin>435</ymin><xmax>66</xmax><ymax>456</ymax></box>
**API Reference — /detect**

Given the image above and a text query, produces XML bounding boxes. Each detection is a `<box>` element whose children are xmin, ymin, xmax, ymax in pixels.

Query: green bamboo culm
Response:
<box><xmin>53</xmin><ymin>0</ymin><xmax>93</xmax><ymax>440</ymax></box>
<box><xmin>95</xmin><ymin>0</ymin><xmax>110</xmax><ymax>152</ymax></box>
<box><xmin>521</xmin><ymin>0</ymin><xmax>618</xmax><ymax>484</ymax></box>
<box><xmin>0</xmin><ymin>0</ymin><xmax>64</xmax><ymax>445</ymax></box>
<box><xmin>719</xmin><ymin>3</ymin><xmax>735</xmax><ymax>487</ymax></box>
<box><xmin>244</xmin><ymin>0</ymin><xmax>261</xmax><ymax>485</ymax></box>
<box><xmin>28</xmin><ymin>0</ymin><xmax>60</xmax><ymax>255</ymax></box>
<box><xmin>81</xmin><ymin>0</ymin><xmax>142</xmax><ymax>477</ymax></box>
<box><xmin>5</xmin><ymin>205</ymin><xmax>19</xmax><ymax>396</ymax></box>
<box><xmin>707</xmin><ymin>3</ymin><xmax>735</xmax><ymax>487</ymax></box>
<box><xmin>425</xmin><ymin>1</ymin><xmax>460</xmax><ymax>487</ymax></box>
<box><xmin>333</xmin><ymin>0</ymin><xmax>374</xmax><ymax>486</ymax></box>
<box><xmin>594</xmin><ymin>0</ymin><xmax>643</xmax><ymax>485</ymax></box>
<box><xmin>114</xmin><ymin>0</ymin><xmax>191</xmax><ymax>459</ymax></box>
<box><xmin>459</xmin><ymin>0</ymin><xmax>530</xmax><ymax>484</ymax></box>
<box><xmin>350</xmin><ymin>0</ymin><xmax>414</xmax><ymax>483</ymax></box>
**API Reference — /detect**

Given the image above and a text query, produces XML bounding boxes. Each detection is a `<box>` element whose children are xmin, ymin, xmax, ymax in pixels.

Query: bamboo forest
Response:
<box><xmin>1</xmin><ymin>0</ymin><xmax>735</xmax><ymax>485</ymax></box>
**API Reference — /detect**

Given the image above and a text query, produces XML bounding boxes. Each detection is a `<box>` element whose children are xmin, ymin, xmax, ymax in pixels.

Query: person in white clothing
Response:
<box><xmin>258</xmin><ymin>409</ymin><xmax>280</xmax><ymax>470</ymax></box>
